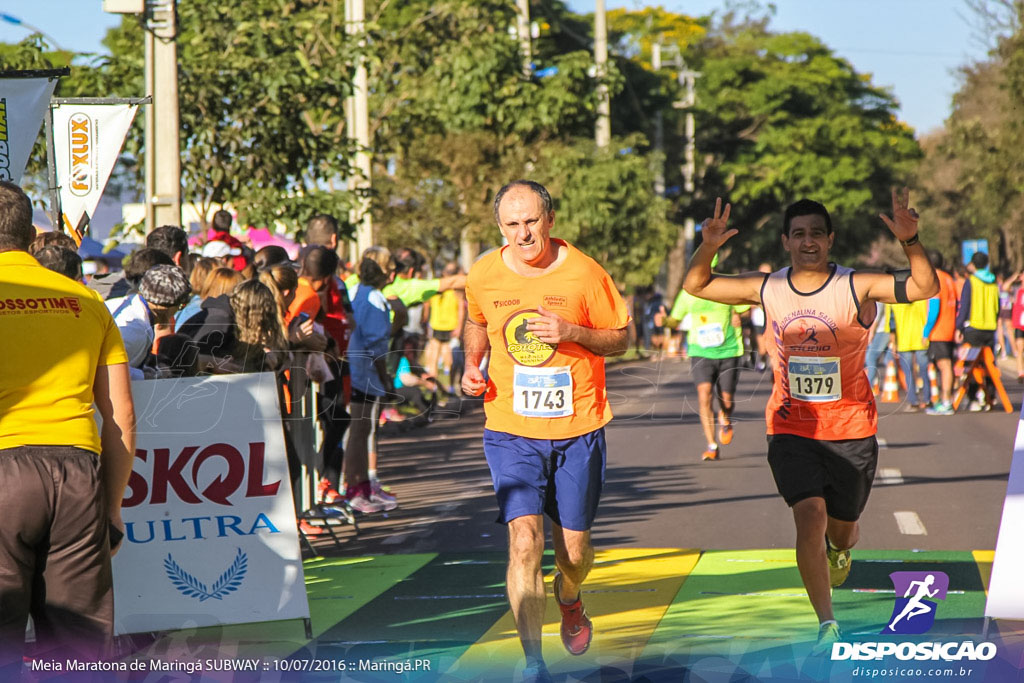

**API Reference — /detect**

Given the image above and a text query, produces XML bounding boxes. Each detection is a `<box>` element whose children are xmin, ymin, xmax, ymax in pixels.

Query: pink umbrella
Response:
<box><xmin>243</xmin><ymin>227</ymin><xmax>299</xmax><ymax>258</ymax></box>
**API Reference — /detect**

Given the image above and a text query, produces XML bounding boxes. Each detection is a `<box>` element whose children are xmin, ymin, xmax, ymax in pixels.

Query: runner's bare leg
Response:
<box><xmin>551</xmin><ymin>525</ymin><xmax>593</xmax><ymax>603</ymax></box>
<box><xmin>696</xmin><ymin>383</ymin><xmax>716</xmax><ymax>447</ymax></box>
<box><xmin>507</xmin><ymin>515</ymin><xmax>546</xmax><ymax>662</ymax></box>
<box><xmin>792</xmin><ymin>497</ymin><xmax>834</xmax><ymax>623</ymax></box>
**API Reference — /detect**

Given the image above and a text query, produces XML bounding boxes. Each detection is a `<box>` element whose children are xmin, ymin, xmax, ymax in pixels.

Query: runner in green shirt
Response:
<box><xmin>661</xmin><ymin>283</ymin><xmax>749</xmax><ymax>460</ymax></box>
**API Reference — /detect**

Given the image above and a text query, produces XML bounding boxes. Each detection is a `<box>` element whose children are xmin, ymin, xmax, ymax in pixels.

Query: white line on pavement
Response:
<box><xmin>878</xmin><ymin>467</ymin><xmax>904</xmax><ymax>485</ymax></box>
<box><xmin>877</xmin><ymin>438</ymin><xmax>888</xmax><ymax>449</ymax></box>
<box><xmin>894</xmin><ymin>511</ymin><xmax>928</xmax><ymax>535</ymax></box>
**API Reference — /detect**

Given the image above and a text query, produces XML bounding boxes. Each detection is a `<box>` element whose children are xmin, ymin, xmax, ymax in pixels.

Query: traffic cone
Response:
<box><xmin>927</xmin><ymin>363</ymin><xmax>939</xmax><ymax>406</ymax></box>
<box><xmin>881</xmin><ymin>360</ymin><xmax>901</xmax><ymax>403</ymax></box>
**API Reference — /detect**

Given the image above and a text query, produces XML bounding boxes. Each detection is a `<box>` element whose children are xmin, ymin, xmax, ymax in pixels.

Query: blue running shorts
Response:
<box><xmin>483</xmin><ymin>428</ymin><xmax>606</xmax><ymax>531</ymax></box>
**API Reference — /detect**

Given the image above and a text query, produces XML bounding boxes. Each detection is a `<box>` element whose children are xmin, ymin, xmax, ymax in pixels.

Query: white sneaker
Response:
<box><xmin>347</xmin><ymin>493</ymin><xmax>384</xmax><ymax>514</ymax></box>
<box><xmin>370</xmin><ymin>480</ymin><xmax>398</xmax><ymax>511</ymax></box>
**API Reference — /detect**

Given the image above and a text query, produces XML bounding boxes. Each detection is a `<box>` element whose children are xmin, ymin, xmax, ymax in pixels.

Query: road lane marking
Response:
<box><xmin>877</xmin><ymin>438</ymin><xmax>888</xmax><ymax>449</ymax></box>
<box><xmin>852</xmin><ymin>589</ymin><xmax>965</xmax><ymax>594</ymax></box>
<box><xmin>894</xmin><ymin>511</ymin><xmax>927</xmax><ymax>535</ymax></box>
<box><xmin>878</xmin><ymin>467</ymin><xmax>903</xmax><ymax>485</ymax></box>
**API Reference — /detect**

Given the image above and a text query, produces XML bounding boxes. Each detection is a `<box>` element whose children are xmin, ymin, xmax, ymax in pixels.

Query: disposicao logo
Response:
<box><xmin>882</xmin><ymin>571</ymin><xmax>948</xmax><ymax>635</ymax></box>
<box><xmin>831</xmin><ymin>570</ymin><xmax>998</xmax><ymax>663</ymax></box>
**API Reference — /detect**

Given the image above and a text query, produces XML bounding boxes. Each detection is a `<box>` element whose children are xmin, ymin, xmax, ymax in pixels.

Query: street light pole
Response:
<box><xmin>346</xmin><ymin>0</ymin><xmax>372</xmax><ymax>258</ymax></box>
<box><xmin>148</xmin><ymin>0</ymin><xmax>181</xmax><ymax>229</ymax></box>
<box><xmin>0</xmin><ymin>13</ymin><xmax>65</xmax><ymax>52</ymax></box>
<box><xmin>652</xmin><ymin>42</ymin><xmax>664</xmax><ymax>196</ymax></box>
<box><xmin>678</xmin><ymin>64</ymin><xmax>699</xmax><ymax>262</ymax></box>
<box><xmin>144</xmin><ymin>26</ymin><xmax>155</xmax><ymax>233</ymax></box>
<box><xmin>516</xmin><ymin>0</ymin><xmax>532</xmax><ymax>78</ymax></box>
<box><xmin>666</xmin><ymin>59</ymin><xmax>700</xmax><ymax>299</ymax></box>
<box><xmin>594</xmin><ymin>0</ymin><xmax>610</xmax><ymax>148</ymax></box>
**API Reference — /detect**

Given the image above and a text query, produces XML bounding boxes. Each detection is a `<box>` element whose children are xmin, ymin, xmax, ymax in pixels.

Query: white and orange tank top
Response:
<box><xmin>761</xmin><ymin>264</ymin><xmax>877</xmax><ymax>440</ymax></box>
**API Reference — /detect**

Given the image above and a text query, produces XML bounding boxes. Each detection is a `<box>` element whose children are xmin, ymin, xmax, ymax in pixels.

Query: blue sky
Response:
<box><xmin>0</xmin><ymin>1</ymin><xmax>990</xmax><ymax>135</ymax></box>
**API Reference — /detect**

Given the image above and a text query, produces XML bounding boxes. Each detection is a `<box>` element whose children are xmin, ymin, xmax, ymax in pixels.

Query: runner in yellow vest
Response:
<box><xmin>423</xmin><ymin>262</ymin><xmax>466</xmax><ymax>394</ymax></box>
<box><xmin>956</xmin><ymin>251</ymin><xmax>1000</xmax><ymax>410</ymax></box>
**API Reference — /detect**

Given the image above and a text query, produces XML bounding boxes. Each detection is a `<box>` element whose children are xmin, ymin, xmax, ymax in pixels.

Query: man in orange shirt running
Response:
<box><xmin>462</xmin><ymin>180</ymin><xmax>629</xmax><ymax>681</ymax></box>
<box><xmin>683</xmin><ymin>189</ymin><xmax>938</xmax><ymax>653</ymax></box>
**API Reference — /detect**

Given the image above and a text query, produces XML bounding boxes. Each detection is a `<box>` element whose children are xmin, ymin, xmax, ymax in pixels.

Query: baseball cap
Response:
<box><xmin>201</xmin><ymin>240</ymin><xmax>243</xmax><ymax>258</ymax></box>
<box><xmin>139</xmin><ymin>265</ymin><xmax>192</xmax><ymax>307</ymax></box>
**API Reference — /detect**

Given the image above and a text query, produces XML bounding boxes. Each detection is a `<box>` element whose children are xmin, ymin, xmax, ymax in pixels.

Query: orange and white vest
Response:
<box><xmin>761</xmin><ymin>264</ymin><xmax>877</xmax><ymax>440</ymax></box>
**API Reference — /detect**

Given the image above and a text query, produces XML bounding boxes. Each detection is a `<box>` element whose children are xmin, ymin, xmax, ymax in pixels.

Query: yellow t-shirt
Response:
<box><xmin>428</xmin><ymin>289</ymin><xmax>461</xmax><ymax>332</ymax></box>
<box><xmin>466</xmin><ymin>240</ymin><xmax>629</xmax><ymax>439</ymax></box>
<box><xmin>885</xmin><ymin>300</ymin><xmax>931</xmax><ymax>353</ymax></box>
<box><xmin>0</xmin><ymin>251</ymin><xmax>128</xmax><ymax>453</ymax></box>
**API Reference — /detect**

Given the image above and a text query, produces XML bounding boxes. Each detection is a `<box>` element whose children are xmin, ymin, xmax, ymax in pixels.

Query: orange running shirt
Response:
<box><xmin>929</xmin><ymin>269</ymin><xmax>957</xmax><ymax>342</ymax></box>
<box><xmin>466</xmin><ymin>240</ymin><xmax>629</xmax><ymax>439</ymax></box>
<box><xmin>761</xmin><ymin>264</ymin><xmax>877</xmax><ymax>440</ymax></box>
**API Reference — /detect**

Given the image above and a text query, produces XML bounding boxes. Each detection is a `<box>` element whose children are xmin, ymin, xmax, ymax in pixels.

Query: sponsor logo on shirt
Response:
<box><xmin>503</xmin><ymin>309</ymin><xmax>556</xmax><ymax>366</ymax></box>
<box><xmin>492</xmin><ymin>298</ymin><xmax>520</xmax><ymax>308</ymax></box>
<box><xmin>782</xmin><ymin>315</ymin><xmax>837</xmax><ymax>353</ymax></box>
<box><xmin>543</xmin><ymin>295</ymin><xmax>567</xmax><ymax>309</ymax></box>
<box><xmin>0</xmin><ymin>296</ymin><xmax>82</xmax><ymax>317</ymax></box>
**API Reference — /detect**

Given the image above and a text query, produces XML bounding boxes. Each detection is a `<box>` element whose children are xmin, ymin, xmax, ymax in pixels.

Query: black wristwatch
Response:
<box><xmin>900</xmin><ymin>233</ymin><xmax>920</xmax><ymax>247</ymax></box>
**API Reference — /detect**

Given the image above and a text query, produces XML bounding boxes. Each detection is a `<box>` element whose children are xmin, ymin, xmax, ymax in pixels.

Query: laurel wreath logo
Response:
<box><xmin>164</xmin><ymin>548</ymin><xmax>248</xmax><ymax>602</ymax></box>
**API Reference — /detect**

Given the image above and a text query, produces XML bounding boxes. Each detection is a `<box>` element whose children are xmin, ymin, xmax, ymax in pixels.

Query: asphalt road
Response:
<box><xmin>311</xmin><ymin>355</ymin><xmax>1024</xmax><ymax>557</ymax></box>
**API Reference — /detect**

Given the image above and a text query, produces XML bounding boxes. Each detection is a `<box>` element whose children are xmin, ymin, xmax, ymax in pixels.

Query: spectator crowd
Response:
<box><xmin>31</xmin><ymin>210</ymin><xmax>468</xmax><ymax>536</ymax></box>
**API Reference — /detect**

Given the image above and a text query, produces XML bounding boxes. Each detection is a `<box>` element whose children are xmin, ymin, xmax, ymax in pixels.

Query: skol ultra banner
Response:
<box><xmin>111</xmin><ymin>372</ymin><xmax>310</xmax><ymax>635</ymax></box>
<box><xmin>52</xmin><ymin>102</ymin><xmax>137</xmax><ymax>234</ymax></box>
<box><xmin>0</xmin><ymin>76</ymin><xmax>57</xmax><ymax>184</ymax></box>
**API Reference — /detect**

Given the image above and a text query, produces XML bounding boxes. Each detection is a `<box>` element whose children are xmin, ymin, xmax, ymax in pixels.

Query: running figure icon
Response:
<box><xmin>888</xmin><ymin>574</ymin><xmax>939</xmax><ymax>631</ymax></box>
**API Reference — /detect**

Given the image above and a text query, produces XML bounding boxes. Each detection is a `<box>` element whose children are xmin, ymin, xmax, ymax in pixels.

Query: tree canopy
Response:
<box><xmin>915</xmin><ymin>2</ymin><xmax>1024</xmax><ymax>273</ymax></box>
<box><xmin>690</xmin><ymin>23</ymin><xmax>920</xmax><ymax>270</ymax></box>
<box><xmin>2</xmin><ymin>1</ymin><xmax>939</xmax><ymax>285</ymax></box>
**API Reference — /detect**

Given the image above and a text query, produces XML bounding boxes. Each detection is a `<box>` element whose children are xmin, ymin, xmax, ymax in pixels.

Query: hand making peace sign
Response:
<box><xmin>700</xmin><ymin>198</ymin><xmax>738</xmax><ymax>250</ymax></box>
<box><xmin>878</xmin><ymin>187</ymin><xmax>919</xmax><ymax>242</ymax></box>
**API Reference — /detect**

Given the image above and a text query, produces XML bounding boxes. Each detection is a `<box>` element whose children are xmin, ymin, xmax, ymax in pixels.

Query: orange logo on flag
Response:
<box><xmin>69</xmin><ymin>113</ymin><xmax>92</xmax><ymax>197</ymax></box>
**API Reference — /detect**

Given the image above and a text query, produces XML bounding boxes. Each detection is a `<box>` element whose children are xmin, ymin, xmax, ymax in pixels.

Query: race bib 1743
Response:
<box><xmin>513</xmin><ymin>365</ymin><xmax>574</xmax><ymax>418</ymax></box>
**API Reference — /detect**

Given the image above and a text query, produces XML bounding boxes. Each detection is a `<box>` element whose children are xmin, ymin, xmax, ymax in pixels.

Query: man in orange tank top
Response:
<box><xmin>462</xmin><ymin>180</ymin><xmax>630</xmax><ymax>681</ymax></box>
<box><xmin>682</xmin><ymin>189</ymin><xmax>938</xmax><ymax>653</ymax></box>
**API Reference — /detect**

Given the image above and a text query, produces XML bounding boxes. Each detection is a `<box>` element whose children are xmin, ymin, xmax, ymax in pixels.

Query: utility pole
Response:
<box><xmin>146</xmin><ymin>0</ymin><xmax>181</xmax><ymax>230</ymax></box>
<box><xmin>516</xmin><ymin>0</ymin><xmax>532</xmax><ymax>77</ymax></box>
<box><xmin>346</xmin><ymin>0</ymin><xmax>373</xmax><ymax>259</ymax></box>
<box><xmin>665</xmin><ymin>59</ymin><xmax>700</xmax><ymax>299</ymax></box>
<box><xmin>144</xmin><ymin>25</ymin><xmax>155</xmax><ymax>233</ymax></box>
<box><xmin>678</xmin><ymin>63</ymin><xmax>699</xmax><ymax>262</ymax></box>
<box><xmin>594</xmin><ymin>0</ymin><xmax>610</xmax><ymax>148</ymax></box>
<box><xmin>652</xmin><ymin>42</ymin><xmax>664</xmax><ymax>196</ymax></box>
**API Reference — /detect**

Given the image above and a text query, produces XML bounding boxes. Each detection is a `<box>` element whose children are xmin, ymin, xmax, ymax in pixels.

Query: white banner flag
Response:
<box><xmin>52</xmin><ymin>102</ymin><xmax>138</xmax><ymax>232</ymax></box>
<box><xmin>0</xmin><ymin>76</ymin><xmax>58</xmax><ymax>184</ymax></box>
<box><xmin>112</xmin><ymin>373</ymin><xmax>310</xmax><ymax>635</ymax></box>
<box><xmin>985</xmin><ymin>402</ymin><xmax>1024</xmax><ymax>620</ymax></box>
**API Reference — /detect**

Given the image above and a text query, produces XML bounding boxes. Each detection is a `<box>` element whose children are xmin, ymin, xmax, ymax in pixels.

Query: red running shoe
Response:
<box><xmin>298</xmin><ymin>519</ymin><xmax>325</xmax><ymax>536</ymax></box>
<box><xmin>317</xmin><ymin>478</ymin><xmax>342</xmax><ymax>504</ymax></box>
<box><xmin>553</xmin><ymin>572</ymin><xmax>592</xmax><ymax>655</ymax></box>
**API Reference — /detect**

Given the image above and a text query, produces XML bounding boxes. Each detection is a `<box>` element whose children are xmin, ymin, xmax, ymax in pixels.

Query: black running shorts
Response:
<box><xmin>690</xmin><ymin>355</ymin><xmax>741</xmax><ymax>395</ymax></box>
<box><xmin>766</xmin><ymin>433</ymin><xmax>878</xmax><ymax>522</ymax></box>
<box><xmin>928</xmin><ymin>341</ymin><xmax>955</xmax><ymax>362</ymax></box>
